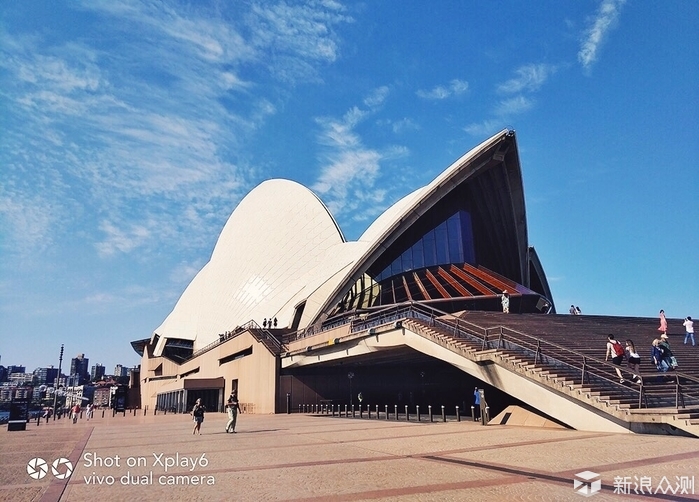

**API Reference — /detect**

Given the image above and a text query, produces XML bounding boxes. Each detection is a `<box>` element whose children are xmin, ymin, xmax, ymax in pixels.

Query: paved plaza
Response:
<box><xmin>2</xmin><ymin>411</ymin><xmax>699</xmax><ymax>501</ymax></box>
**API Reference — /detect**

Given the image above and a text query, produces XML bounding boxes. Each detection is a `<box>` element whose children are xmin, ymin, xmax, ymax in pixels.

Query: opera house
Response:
<box><xmin>132</xmin><ymin>129</ymin><xmax>561</xmax><ymax>414</ymax></box>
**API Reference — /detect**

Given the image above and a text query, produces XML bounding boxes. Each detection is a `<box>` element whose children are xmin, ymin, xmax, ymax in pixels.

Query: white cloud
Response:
<box><xmin>382</xmin><ymin>117</ymin><xmax>420</xmax><ymax>134</ymax></box>
<box><xmin>494</xmin><ymin>96</ymin><xmax>534</xmax><ymax>116</ymax></box>
<box><xmin>465</xmin><ymin>64</ymin><xmax>553</xmax><ymax>137</ymax></box>
<box><xmin>0</xmin><ymin>184</ymin><xmax>57</xmax><ymax>254</ymax></box>
<box><xmin>578</xmin><ymin>0</ymin><xmax>626</xmax><ymax>71</ymax></box>
<box><xmin>364</xmin><ymin>86</ymin><xmax>390</xmax><ymax>108</ymax></box>
<box><xmin>248</xmin><ymin>1</ymin><xmax>353</xmax><ymax>82</ymax></box>
<box><xmin>312</xmin><ymin>87</ymin><xmax>408</xmax><ymax>222</ymax></box>
<box><xmin>0</xmin><ymin>1</ymin><xmax>351</xmax><ymax>262</ymax></box>
<box><xmin>497</xmin><ymin>64</ymin><xmax>557</xmax><ymax>94</ymax></box>
<box><xmin>96</xmin><ymin>220</ymin><xmax>152</xmax><ymax>257</ymax></box>
<box><xmin>464</xmin><ymin>119</ymin><xmax>507</xmax><ymax>138</ymax></box>
<box><xmin>417</xmin><ymin>79</ymin><xmax>469</xmax><ymax>100</ymax></box>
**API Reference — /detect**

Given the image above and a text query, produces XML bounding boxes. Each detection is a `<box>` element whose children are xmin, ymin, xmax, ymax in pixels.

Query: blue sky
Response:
<box><xmin>1</xmin><ymin>1</ymin><xmax>697</xmax><ymax>373</ymax></box>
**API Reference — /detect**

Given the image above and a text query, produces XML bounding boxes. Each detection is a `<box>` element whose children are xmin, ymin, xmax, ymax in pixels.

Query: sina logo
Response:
<box><xmin>574</xmin><ymin>471</ymin><xmax>601</xmax><ymax>496</ymax></box>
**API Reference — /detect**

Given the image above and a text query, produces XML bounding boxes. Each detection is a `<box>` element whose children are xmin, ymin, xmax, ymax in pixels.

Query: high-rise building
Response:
<box><xmin>70</xmin><ymin>354</ymin><xmax>90</xmax><ymax>385</ymax></box>
<box><xmin>33</xmin><ymin>366</ymin><xmax>59</xmax><ymax>386</ymax></box>
<box><xmin>91</xmin><ymin>364</ymin><xmax>105</xmax><ymax>382</ymax></box>
<box><xmin>114</xmin><ymin>364</ymin><xmax>128</xmax><ymax>378</ymax></box>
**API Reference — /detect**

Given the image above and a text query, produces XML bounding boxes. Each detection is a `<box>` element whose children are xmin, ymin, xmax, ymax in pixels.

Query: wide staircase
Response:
<box><xmin>395</xmin><ymin>309</ymin><xmax>699</xmax><ymax>436</ymax></box>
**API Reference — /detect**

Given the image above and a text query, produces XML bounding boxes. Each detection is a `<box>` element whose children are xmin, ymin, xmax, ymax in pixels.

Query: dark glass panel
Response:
<box><xmin>435</xmin><ymin>221</ymin><xmax>448</xmax><ymax>264</ymax></box>
<box><xmin>460</xmin><ymin>210</ymin><xmax>476</xmax><ymax>264</ymax></box>
<box><xmin>391</xmin><ymin>257</ymin><xmax>401</xmax><ymax>277</ymax></box>
<box><xmin>401</xmin><ymin>248</ymin><xmax>413</xmax><ymax>272</ymax></box>
<box><xmin>412</xmin><ymin>239</ymin><xmax>424</xmax><ymax>269</ymax></box>
<box><xmin>446</xmin><ymin>214</ymin><xmax>462</xmax><ymax>263</ymax></box>
<box><xmin>423</xmin><ymin>229</ymin><xmax>436</xmax><ymax>267</ymax></box>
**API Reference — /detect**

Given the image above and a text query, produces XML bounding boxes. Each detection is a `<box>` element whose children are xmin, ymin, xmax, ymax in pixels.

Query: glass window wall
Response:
<box><xmin>376</xmin><ymin>210</ymin><xmax>475</xmax><ymax>281</ymax></box>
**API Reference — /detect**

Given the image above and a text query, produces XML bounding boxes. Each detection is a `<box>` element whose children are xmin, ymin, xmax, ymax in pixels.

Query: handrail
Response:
<box><xmin>417</xmin><ymin>313</ymin><xmax>699</xmax><ymax>409</ymax></box>
<box><xmin>281</xmin><ymin>300</ymin><xmax>699</xmax><ymax>409</ymax></box>
<box><xmin>186</xmin><ymin>319</ymin><xmax>281</xmax><ymax>361</ymax></box>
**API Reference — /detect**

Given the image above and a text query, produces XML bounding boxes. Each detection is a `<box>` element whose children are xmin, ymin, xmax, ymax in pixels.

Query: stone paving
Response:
<box><xmin>2</xmin><ymin>410</ymin><xmax>699</xmax><ymax>501</ymax></box>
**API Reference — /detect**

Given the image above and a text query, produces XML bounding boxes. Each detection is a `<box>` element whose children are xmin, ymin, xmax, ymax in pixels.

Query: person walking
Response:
<box><xmin>191</xmin><ymin>398</ymin><xmax>206</xmax><ymax>435</ymax></box>
<box><xmin>625</xmin><ymin>339</ymin><xmax>642</xmax><ymax>383</ymax></box>
<box><xmin>683</xmin><ymin>316</ymin><xmax>695</xmax><ymax>346</ymax></box>
<box><xmin>225</xmin><ymin>391</ymin><xmax>241</xmax><ymax>433</ymax></box>
<box><xmin>71</xmin><ymin>403</ymin><xmax>81</xmax><ymax>424</ymax></box>
<box><xmin>473</xmin><ymin>387</ymin><xmax>481</xmax><ymax>421</ymax></box>
<box><xmin>658</xmin><ymin>310</ymin><xmax>667</xmax><ymax>336</ymax></box>
<box><xmin>605</xmin><ymin>334</ymin><xmax>626</xmax><ymax>383</ymax></box>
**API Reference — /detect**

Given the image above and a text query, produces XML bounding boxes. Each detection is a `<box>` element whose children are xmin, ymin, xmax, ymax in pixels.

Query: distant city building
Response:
<box><xmin>114</xmin><ymin>364</ymin><xmax>128</xmax><ymax>378</ymax></box>
<box><xmin>33</xmin><ymin>366</ymin><xmax>59</xmax><ymax>386</ymax></box>
<box><xmin>0</xmin><ymin>366</ymin><xmax>7</xmax><ymax>383</ymax></box>
<box><xmin>70</xmin><ymin>353</ymin><xmax>90</xmax><ymax>385</ymax></box>
<box><xmin>65</xmin><ymin>374</ymin><xmax>81</xmax><ymax>388</ymax></box>
<box><xmin>93</xmin><ymin>383</ymin><xmax>114</xmax><ymax>408</ymax></box>
<box><xmin>7</xmin><ymin>365</ymin><xmax>26</xmax><ymax>375</ymax></box>
<box><xmin>55</xmin><ymin>375</ymin><xmax>69</xmax><ymax>389</ymax></box>
<box><xmin>91</xmin><ymin>364</ymin><xmax>105</xmax><ymax>382</ymax></box>
<box><xmin>64</xmin><ymin>385</ymin><xmax>95</xmax><ymax>408</ymax></box>
<box><xmin>9</xmin><ymin>372</ymin><xmax>35</xmax><ymax>385</ymax></box>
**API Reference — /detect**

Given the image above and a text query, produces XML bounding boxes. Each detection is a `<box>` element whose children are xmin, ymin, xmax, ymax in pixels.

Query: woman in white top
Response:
<box><xmin>625</xmin><ymin>339</ymin><xmax>642</xmax><ymax>383</ymax></box>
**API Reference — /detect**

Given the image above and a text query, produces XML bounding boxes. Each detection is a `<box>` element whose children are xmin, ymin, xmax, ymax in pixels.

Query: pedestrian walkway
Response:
<box><xmin>2</xmin><ymin>412</ymin><xmax>699</xmax><ymax>501</ymax></box>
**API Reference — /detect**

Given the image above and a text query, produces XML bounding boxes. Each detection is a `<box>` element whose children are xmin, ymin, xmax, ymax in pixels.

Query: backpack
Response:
<box><xmin>612</xmin><ymin>341</ymin><xmax>624</xmax><ymax>357</ymax></box>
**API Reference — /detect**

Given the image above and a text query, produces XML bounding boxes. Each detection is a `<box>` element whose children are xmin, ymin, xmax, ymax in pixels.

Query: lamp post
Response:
<box><xmin>348</xmin><ymin>372</ymin><xmax>354</xmax><ymax>406</ymax></box>
<box><xmin>52</xmin><ymin>344</ymin><xmax>64</xmax><ymax>420</ymax></box>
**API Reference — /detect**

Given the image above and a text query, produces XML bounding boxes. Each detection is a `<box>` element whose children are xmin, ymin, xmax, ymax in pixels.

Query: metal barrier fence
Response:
<box><xmin>297</xmin><ymin>403</ymin><xmax>484</xmax><ymax>424</ymax></box>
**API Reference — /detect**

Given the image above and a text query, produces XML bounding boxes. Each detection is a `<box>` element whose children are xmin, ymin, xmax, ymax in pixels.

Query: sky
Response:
<box><xmin>1</xmin><ymin>0</ymin><xmax>698</xmax><ymax>374</ymax></box>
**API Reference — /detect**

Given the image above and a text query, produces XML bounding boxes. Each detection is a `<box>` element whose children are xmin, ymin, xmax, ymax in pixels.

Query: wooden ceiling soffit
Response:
<box><xmin>436</xmin><ymin>266</ymin><xmax>472</xmax><ymax>296</ymax></box>
<box><xmin>401</xmin><ymin>275</ymin><xmax>414</xmax><ymax>301</ymax></box>
<box><xmin>425</xmin><ymin>269</ymin><xmax>450</xmax><ymax>298</ymax></box>
<box><xmin>412</xmin><ymin>271</ymin><xmax>431</xmax><ymax>300</ymax></box>
<box><xmin>448</xmin><ymin>265</ymin><xmax>495</xmax><ymax>295</ymax></box>
<box><xmin>462</xmin><ymin>263</ymin><xmax>515</xmax><ymax>294</ymax></box>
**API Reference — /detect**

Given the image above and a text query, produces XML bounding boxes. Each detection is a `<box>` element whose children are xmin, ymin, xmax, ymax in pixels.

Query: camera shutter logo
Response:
<box><xmin>51</xmin><ymin>458</ymin><xmax>74</xmax><ymax>480</ymax></box>
<box><xmin>27</xmin><ymin>458</ymin><xmax>49</xmax><ymax>480</ymax></box>
<box><xmin>574</xmin><ymin>470</ymin><xmax>601</xmax><ymax>496</ymax></box>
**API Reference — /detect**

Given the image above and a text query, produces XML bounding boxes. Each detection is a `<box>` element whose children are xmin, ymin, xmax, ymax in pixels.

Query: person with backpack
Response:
<box><xmin>191</xmin><ymin>398</ymin><xmax>206</xmax><ymax>435</ymax></box>
<box><xmin>605</xmin><ymin>334</ymin><xmax>626</xmax><ymax>383</ymax></box>
<box><xmin>652</xmin><ymin>339</ymin><xmax>670</xmax><ymax>373</ymax></box>
<box><xmin>659</xmin><ymin>334</ymin><xmax>678</xmax><ymax>369</ymax></box>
